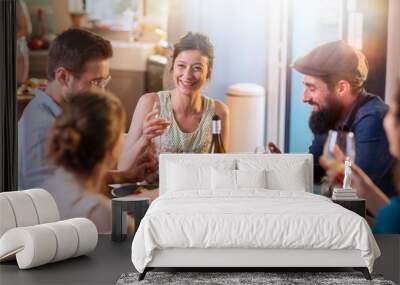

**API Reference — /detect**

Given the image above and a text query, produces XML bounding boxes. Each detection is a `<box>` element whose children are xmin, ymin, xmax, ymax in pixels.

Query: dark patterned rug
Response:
<box><xmin>116</xmin><ymin>271</ymin><xmax>395</xmax><ymax>285</ymax></box>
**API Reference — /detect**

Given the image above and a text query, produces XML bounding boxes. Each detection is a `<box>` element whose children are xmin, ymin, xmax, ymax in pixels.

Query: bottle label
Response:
<box><xmin>212</xmin><ymin>120</ymin><xmax>221</xmax><ymax>134</ymax></box>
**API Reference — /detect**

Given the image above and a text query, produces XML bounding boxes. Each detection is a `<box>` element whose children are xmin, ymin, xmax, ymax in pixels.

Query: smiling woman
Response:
<box><xmin>118</xmin><ymin>32</ymin><xmax>230</xmax><ymax>177</ymax></box>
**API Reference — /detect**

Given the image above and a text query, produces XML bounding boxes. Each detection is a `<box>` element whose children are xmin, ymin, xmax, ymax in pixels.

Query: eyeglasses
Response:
<box><xmin>89</xmin><ymin>75</ymin><xmax>111</xmax><ymax>89</ymax></box>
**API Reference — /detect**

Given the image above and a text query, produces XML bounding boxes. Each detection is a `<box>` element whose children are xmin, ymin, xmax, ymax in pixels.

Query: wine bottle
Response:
<box><xmin>208</xmin><ymin>114</ymin><xmax>226</xmax><ymax>153</ymax></box>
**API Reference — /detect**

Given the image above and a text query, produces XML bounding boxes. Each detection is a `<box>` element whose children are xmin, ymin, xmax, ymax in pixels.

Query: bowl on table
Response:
<box><xmin>109</xmin><ymin>183</ymin><xmax>158</xmax><ymax>197</ymax></box>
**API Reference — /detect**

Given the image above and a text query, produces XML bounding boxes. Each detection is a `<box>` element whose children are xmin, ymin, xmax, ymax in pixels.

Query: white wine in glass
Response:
<box><xmin>152</xmin><ymin>99</ymin><xmax>172</xmax><ymax>154</ymax></box>
<box><xmin>164</xmin><ymin>95</ymin><xmax>173</xmax><ymax>130</ymax></box>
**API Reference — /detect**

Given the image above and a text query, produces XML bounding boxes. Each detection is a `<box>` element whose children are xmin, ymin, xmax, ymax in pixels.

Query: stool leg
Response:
<box><xmin>121</xmin><ymin>210</ymin><xmax>127</xmax><ymax>238</ymax></box>
<box><xmin>127</xmin><ymin>200</ymin><xmax>150</xmax><ymax>235</ymax></box>
<box><xmin>112</xmin><ymin>201</ymin><xmax>123</xmax><ymax>242</ymax></box>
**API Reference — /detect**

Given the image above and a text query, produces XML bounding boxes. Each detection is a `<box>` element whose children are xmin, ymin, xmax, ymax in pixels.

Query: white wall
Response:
<box><xmin>385</xmin><ymin>0</ymin><xmax>400</xmax><ymax>102</ymax></box>
<box><xmin>167</xmin><ymin>0</ymin><xmax>270</xmax><ymax>103</ymax></box>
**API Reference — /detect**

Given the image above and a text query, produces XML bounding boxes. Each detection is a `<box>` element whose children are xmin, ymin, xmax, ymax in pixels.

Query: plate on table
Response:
<box><xmin>109</xmin><ymin>183</ymin><xmax>158</xmax><ymax>197</ymax></box>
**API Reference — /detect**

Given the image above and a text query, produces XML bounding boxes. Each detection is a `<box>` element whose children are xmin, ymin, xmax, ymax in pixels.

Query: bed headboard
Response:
<box><xmin>159</xmin><ymin>153</ymin><xmax>313</xmax><ymax>195</ymax></box>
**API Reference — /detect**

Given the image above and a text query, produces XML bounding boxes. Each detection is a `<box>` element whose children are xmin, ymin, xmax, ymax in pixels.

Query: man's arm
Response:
<box><xmin>18</xmin><ymin>119</ymin><xmax>55</xmax><ymax>189</ymax></box>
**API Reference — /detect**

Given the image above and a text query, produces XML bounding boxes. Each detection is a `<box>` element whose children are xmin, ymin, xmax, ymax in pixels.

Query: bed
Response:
<box><xmin>131</xmin><ymin>154</ymin><xmax>380</xmax><ymax>280</ymax></box>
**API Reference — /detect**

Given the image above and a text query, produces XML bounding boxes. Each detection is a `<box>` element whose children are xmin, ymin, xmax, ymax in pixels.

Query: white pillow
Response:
<box><xmin>167</xmin><ymin>162</ymin><xmax>212</xmax><ymax>191</ymax></box>
<box><xmin>237</xmin><ymin>169</ymin><xmax>267</xmax><ymax>189</ymax></box>
<box><xmin>266</xmin><ymin>162</ymin><xmax>307</xmax><ymax>191</ymax></box>
<box><xmin>212</xmin><ymin>168</ymin><xmax>236</xmax><ymax>190</ymax></box>
<box><xmin>237</xmin><ymin>158</ymin><xmax>308</xmax><ymax>191</ymax></box>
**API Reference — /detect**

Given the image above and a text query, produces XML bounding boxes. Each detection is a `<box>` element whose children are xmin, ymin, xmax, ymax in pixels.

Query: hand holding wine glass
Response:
<box><xmin>323</xmin><ymin>130</ymin><xmax>355</xmax><ymax>166</ymax></box>
<box><xmin>153</xmin><ymin>100</ymin><xmax>173</xmax><ymax>152</ymax></box>
<box><xmin>320</xmin><ymin>130</ymin><xmax>355</xmax><ymax>185</ymax></box>
<box><xmin>153</xmin><ymin>100</ymin><xmax>173</xmax><ymax>131</ymax></box>
<box><xmin>141</xmin><ymin>101</ymin><xmax>171</xmax><ymax>142</ymax></box>
<box><xmin>320</xmin><ymin>133</ymin><xmax>389</xmax><ymax>215</ymax></box>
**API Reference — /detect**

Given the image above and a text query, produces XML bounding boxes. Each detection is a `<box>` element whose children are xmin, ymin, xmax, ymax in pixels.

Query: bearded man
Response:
<box><xmin>269</xmin><ymin>40</ymin><xmax>396</xmax><ymax>197</ymax></box>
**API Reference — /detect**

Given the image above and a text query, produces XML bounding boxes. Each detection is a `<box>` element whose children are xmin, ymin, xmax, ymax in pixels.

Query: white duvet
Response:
<box><xmin>131</xmin><ymin>190</ymin><xmax>380</xmax><ymax>273</ymax></box>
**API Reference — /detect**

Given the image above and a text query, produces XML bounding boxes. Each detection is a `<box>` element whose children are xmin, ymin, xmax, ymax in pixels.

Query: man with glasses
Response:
<box><xmin>18</xmin><ymin>28</ymin><xmax>154</xmax><ymax>189</ymax></box>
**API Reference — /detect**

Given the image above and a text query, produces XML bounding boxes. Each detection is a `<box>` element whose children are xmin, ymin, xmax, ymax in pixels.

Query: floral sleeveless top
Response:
<box><xmin>155</xmin><ymin>91</ymin><xmax>215</xmax><ymax>153</ymax></box>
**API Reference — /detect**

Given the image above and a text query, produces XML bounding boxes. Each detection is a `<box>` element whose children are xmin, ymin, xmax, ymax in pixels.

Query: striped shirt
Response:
<box><xmin>155</xmin><ymin>91</ymin><xmax>215</xmax><ymax>153</ymax></box>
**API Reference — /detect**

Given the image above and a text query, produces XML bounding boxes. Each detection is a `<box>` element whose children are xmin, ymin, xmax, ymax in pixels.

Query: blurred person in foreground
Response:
<box><xmin>320</xmin><ymin>84</ymin><xmax>400</xmax><ymax>234</ymax></box>
<box><xmin>268</xmin><ymin>40</ymin><xmax>395</xmax><ymax>198</ymax></box>
<box><xmin>41</xmin><ymin>90</ymin><xmax>154</xmax><ymax>233</ymax></box>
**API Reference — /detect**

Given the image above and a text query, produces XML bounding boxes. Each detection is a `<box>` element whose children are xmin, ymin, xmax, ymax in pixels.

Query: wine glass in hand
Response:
<box><xmin>322</xmin><ymin>130</ymin><xmax>355</xmax><ymax>172</ymax></box>
<box><xmin>152</xmin><ymin>101</ymin><xmax>172</xmax><ymax>130</ymax></box>
<box><xmin>152</xmin><ymin>101</ymin><xmax>172</xmax><ymax>153</ymax></box>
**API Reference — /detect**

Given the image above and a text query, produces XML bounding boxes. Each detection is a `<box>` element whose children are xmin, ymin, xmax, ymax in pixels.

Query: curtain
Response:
<box><xmin>0</xmin><ymin>0</ymin><xmax>17</xmax><ymax>192</ymax></box>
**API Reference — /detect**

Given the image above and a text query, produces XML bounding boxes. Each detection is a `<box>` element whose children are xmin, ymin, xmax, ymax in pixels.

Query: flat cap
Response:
<box><xmin>293</xmin><ymin>40</ymin><xmax>368</xmax><ymax>86</ymax></box>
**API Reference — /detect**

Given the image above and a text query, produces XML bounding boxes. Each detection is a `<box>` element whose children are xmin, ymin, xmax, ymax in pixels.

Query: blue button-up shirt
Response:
<box><xmin>310</xmin><ymin>91</ymin><xmax>396</xmax><ymax>197</ymax></box>
<box><xmin>18</xmin><ymin>89</ymin><xmax>62</xmax><ymax>189</ymax></box>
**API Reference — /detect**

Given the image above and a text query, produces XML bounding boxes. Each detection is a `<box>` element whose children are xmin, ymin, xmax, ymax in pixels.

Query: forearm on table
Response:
<box><xmin>106</xmin><ymin>170</ymin><xmax>128</xmax><ymax>184</ymax></box>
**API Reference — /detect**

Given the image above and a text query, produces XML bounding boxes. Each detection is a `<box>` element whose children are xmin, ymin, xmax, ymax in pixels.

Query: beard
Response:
<box><xmin>308</xmin><ymin>96</ymin><xmax>343</xmax><ymax>135</ymax></box>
